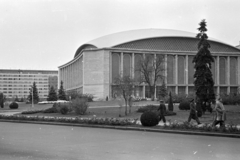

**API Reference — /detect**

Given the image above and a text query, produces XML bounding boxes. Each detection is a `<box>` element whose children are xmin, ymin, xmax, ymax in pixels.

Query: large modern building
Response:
<box><xmin>59</xmin><ymin>29</ymin><xmax>240</xmax><ymax>100</ymax></box>
<box><xmin>0</xmin><ymin>69</ymin><xmax>58</xmax><ymax>100</ymax></box>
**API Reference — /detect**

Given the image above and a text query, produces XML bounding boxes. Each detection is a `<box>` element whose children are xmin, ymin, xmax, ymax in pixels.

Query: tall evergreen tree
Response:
<box><xmin>58</xmin><ymin>81</ymin><xmax>67</xmax><ymax>100</ymax></box>
<box><xmin>0</xmin><ymin>92</ymin><xmax>4</xmax><ymax>108</ymax></box>
<box><xmin>168</xmin><ymin>91</ymin><xmax>174</xmax><ymax>111</ymax></box>
<box><xmin>193</xmin><ymin>19</ymin><xmax>215</xmax><ymax>115</ymax></box>
<box><xmin>47</xmin><ymin>86</ymin><xmax>58</xmax><ymax>101</ymax></box>
<box><xmin>28</xmin><ymin>82</ymin><xmax>39</xmax><ymax>103</ymax></box>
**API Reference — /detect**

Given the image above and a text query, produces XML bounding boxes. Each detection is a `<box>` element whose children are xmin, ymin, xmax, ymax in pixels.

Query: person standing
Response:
<box><xmin>212</xmin><ymin>98</ymin><xmax>226</xmax><ymax>128</ymax></box>
<box><xmin>158</xmin><ymin>100</ymin><xmax>166</xmax><ymax>123</ymax></box>
<box><xmin>188</xmin><ymin>99</ymin><xmax>201</xmax><ymax>125</ymax></box>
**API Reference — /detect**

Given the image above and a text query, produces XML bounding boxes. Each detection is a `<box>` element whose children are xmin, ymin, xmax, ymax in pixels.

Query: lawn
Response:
<box><xmin>1</xmin><ymin>101</ymin><xmax>240</xmax><ymax>125</ymax></box>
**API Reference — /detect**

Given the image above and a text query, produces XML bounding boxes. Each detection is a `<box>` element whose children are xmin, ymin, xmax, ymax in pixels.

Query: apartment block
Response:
<box><xmin>0</xmin><ymin>69</ymin><xmax>58</xmax><ymax>100</ymax></box>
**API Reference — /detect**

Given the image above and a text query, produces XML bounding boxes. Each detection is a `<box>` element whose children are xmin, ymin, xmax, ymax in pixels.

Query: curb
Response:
<box><xmin>0</xmin><ymin>119</ymin><xmax>240</xmax><ymax>139</ymax></box>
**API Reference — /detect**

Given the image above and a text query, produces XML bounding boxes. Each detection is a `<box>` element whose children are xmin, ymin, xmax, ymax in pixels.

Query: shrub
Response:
<box><xmin>0</xmin><ymin>93</ymin><xmax>4</xmax><ymax>108</ymax></box>
<box><xmin>71</xmin><ymin>97</ymin><xmax>89</xmax><ymax>115</ymax></box>
<box><xmin>178</xmin><ymin>101</ymin><xmax>190</xmax><ymax>110</ymax></box>
<box><xmin>68</xmin><ymin>92</ymin><xmax>94</xmax><ymax>102</ymax></box>
<box><xmin>43</xmin><ymin>107</ymin><xmax>58</xmax><ymax>113</ymax></box>
<box><xmin>60</xmin><ymin>105</ymin><xmax>69</xmax><ymax>115</ymax></box>
<box><xmin>168</xmin><ymin>92</ymin><xmax>174</xmax><ymax>111</ymax></box>
<box><xmin>221</xmin><ymin>94</ymin><xmax>240</xmax><ymax>105</ymax></box>
<box><xmin>9</xmin><ymin>102</ymin><xmax>18</xmax><ymax>109</ymax></box>
<box><xmin>22</xmin><ymin>110</ymin><xmax>43</xmax><ymax>114</ymax></box>
<box><xmin>140</xmin><ymin>111</ymin><xmax>159</xmax><ymax>127</ymax></box>
<box><xmin>137</xmin><ymin>105</ymin><xmax>177</xmax><ymax>116</ymax></box>
<box><xmin>171</xmin><ymin>94</ymin><xmax>187</xmax><ymax>103</ymax></box>
<box><xmin>52</xmin><ymin>103</ymin><xmax>61</xmax><ymax>112</ymax></box>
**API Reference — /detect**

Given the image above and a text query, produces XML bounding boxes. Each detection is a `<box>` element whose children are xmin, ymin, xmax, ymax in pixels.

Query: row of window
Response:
<box><xmin>111</xmin><ymin>53</ymin><xmax>238</xmax><ymax>85</ymax></box>
<box><xmin>5</xmin><ymin>95</ymin><xmax>48</xmax><ymax>98</ymax></box>
<box><xmin>0</xmin><ymin>88</ymin><xmax>48</xmax><ymax>90</ymax></box>
<box><xmin>0</xmin><ymin>74</ymin><xmax>56</xmax><ymax>77</ymax></box>
<box><xmin>0</xmin><ymin>85</ymin><xmax>49</xmax><ymax>87</ymax></box>
<box><xmin>0</xmin><ymin>82</ymin><xmax>49</xmax><ymax>85</ymax></box>
<box><xmin>0</xmin><ymin>79</ymin><xmax>48</xmax><ymax>82</ymax></box>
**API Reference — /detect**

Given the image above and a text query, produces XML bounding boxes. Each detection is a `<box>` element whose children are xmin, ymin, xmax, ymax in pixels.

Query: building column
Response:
<box><xmin>132</xmin><ymin>53</ymin><xmax>135</xmax><ymax>79</ymax></box>
<box><xmin>66</xmin><ymin>66</ymin><xmax>68</xmax><ymax>89</ymax></box>
<box><xmin>82</xmin><ymin>52</ymin><xmax>85</xmax><ymax>94</ymax></box>
<box><xmin>154</xmin><ymin>54</ymin><xmax>157</xmax><ymax>100</ymax></box>
<box><xmin>78</xmin><ymin>59</ymin><xmax>80</xmax><ymax>86</ymax></box>
<box><xmin>71</xmin><ymin>64</ymin><xmax>73</xmax><ymax>88</ymax></box>
<box><xmin>58</xmin><ymin>68</ymin><xmax>61</xmax><ymax>89</ymax></box>
<box><xmin>164</xmin><ymin>54</ymin><xmax>168</xmax><ymax>84</ymax></box>
<box><xmin>64</xmin><ymin>67</ymin><xmax>67</xmax><ymax>89</ymax></box>
<box><xmin>143</xmin><ymin>53</ymin><xmax>146</xmax><ymax>98</ymax></box>
<box><xmin>175</xmin><ymin>55</ymin><xmax>178</xmax><ymax>95</ymax></box>
<box><xmin>121</xmin><ymin>52</ymin><xmax>123</xmax><ymax>77</ymax></box>
<box><xmin>185</xmin><ymin>55</ymin><xmax>188</xmax><ymax>95</ymax></box>
<box><xmin>237</xmin><ymin>56</ymin><xmax>240</xmax><ymax>94</ymax></box>
<box><xmin>216</xmin><ymin>56</ymin><xmax>220</xmax><ymax>97</ymax></box>
<box><xmin>227</xmin><ymin>56</ymin><xmax>230</xmax><ymax>94</ymax></box>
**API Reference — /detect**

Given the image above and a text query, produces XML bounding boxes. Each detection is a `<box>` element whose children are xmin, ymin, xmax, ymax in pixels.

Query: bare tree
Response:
<box><xmin>114</xmin><ymin>76</ymin><xmax>135</xmax><ymax>115</ymax></box>
<box><xmin>135</xmin><ymin>54</ymin><xmax>166</xmax><ymax>100</ymax></box>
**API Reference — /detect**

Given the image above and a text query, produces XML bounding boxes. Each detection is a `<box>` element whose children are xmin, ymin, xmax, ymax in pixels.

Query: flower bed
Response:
<box><xmin>0</xmin><ymin>114</ymin><xmax>138</xmax><ymax>126</ymax></box>
<box><xmin>162</xmin><ymin>121</ymin><xmax>240</xmax><ymax>134</ymax></box>
<box><xmin>0</xmin><ymin>114</ymin><xmax>239</xmax><ymax>135</ymax></box>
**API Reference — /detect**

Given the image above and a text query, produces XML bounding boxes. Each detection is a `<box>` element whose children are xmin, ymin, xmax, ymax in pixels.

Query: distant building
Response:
<box><xmin>59</xmin><ymin>29</ymin><xmax>240</xmax><ymax>100</ymax></box>
<box><xmin>0</xmin><ymin>69</ymin><xmax>58</xmax><ymax>101</ymax></box>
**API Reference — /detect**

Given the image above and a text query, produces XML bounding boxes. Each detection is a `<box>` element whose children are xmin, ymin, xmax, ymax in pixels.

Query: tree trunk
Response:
<box><xmin>128</xmin><ymin>98</ymin><xmax>132</xmax><ymax>114</ymax></box>
<box><xmin>124</xmin><ymin>99</ymin><xmax>128</xmax><ymax>116</ymax></box>
<box><xmin>150</xmin><ymin>86</ymin><xmax>155</xmax><ymax>101</ymax></box>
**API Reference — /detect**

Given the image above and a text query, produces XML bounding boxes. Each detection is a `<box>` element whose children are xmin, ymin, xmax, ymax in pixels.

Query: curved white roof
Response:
<box><xmin>73</xmin><ymin>28</ymin><xmax>240</xmax><ymax>58</ymax></box>
<box><xmin>85</xmin><ymin>28</ymin><xmax>219</xmax><ymax>48</ymax></box>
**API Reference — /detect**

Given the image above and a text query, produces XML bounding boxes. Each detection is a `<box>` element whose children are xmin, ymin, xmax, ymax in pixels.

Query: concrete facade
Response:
<box><xmin>0</xmin><ymin>69</ymin><xmax>58</xmax><ymax>100</ymax></box>
<box><xmin>59</xmin><ymin>29</ymin><xmax>240</xmax><ymax>100</ymax></box>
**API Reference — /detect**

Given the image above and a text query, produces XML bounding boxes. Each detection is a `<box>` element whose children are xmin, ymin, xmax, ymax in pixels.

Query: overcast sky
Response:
<box><xmin>1</xmin><ymin>0</ymin><xmax>240</xmax><ymax>70</ymax></box>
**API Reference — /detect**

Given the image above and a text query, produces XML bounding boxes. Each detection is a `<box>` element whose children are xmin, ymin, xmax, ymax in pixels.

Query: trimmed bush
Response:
<box><xmin>9</xmin><ymin>102</ymin><xmax>18</xmax><ymax>109</ymax></box>
<box><xmin>171</xmin><ymin>94</ymin><xmax>187</xmax><ymax>103</ymax></box>
<box><xmin>68</xmin><ymin>92</ymin><xmax>94</xmax><ymax>102</ymax></box>
<box><xmin>168</xmin><ymin>92</ymin><xmax>174</xmax><ymax>111</ymax></box>
<box><xmin>43</xmin><ymin>107</ymin><xmax>58</xmax><ymax>113</ymax></box>
<box><xmin>71</xmin><ymin>97</ymin><xmax>89</xmax><ymax>115</ymax></box>
<box><xmin>140</xmin><ymin>111</ymin><xmax>159</xmax><ymax>127</ymax></box>
<box><xmin>137</xmin><ymin>105</ymin><xmax>177</xmax><ymax>116</ymax></box>
<box><xmin>60</xmin><ymin>105</ymin><xmax>69</xmax><ymax>115</ymax></box>
<box><xmin>178</xmin><ymin>101</ymin><xmax>190</xmax><ymax>110</ymax></box>
<box><xmin>221</xmin><ymin>94</ymin><xmax>240</xmax><ymax>105</ymax></box>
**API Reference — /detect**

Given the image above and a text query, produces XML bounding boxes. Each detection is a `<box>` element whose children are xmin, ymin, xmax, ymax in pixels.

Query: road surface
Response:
<box><xmin>0</xmin><ymin>122</ymin><xmax>239</xmax><ymax>160</ymax></box>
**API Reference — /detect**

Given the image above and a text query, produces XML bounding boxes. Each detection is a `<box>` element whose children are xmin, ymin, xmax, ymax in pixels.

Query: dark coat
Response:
<box><xmin>158</xmin><ymin>103</ymin><xmax>166</xmax><ymax>115</ymax></box>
